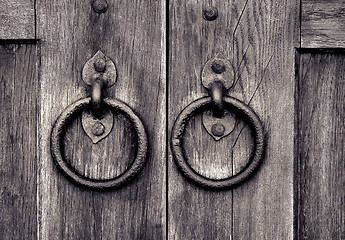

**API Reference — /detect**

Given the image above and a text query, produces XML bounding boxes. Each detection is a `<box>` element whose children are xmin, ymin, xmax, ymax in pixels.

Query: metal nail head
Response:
<box><xmin>92</xmin><ymin>122</ymin><xmax>105</xmax><ymax>136</ymax></box>
<box><xmin>94</xmin><ymin>58</ymin><xmax>106</xmax><ymax>72</ymax></box>
<box><xmin>92</xmin><ymin>0</ymin><xmax>108</xmax><ymax>13</ymax></box>
<box><xmin>203</xmin><ymin>6</ymin><xmax>218</xmax><ymax>21</ymax></box>
<box><xmin>211</xmin><ymin>60</ymin><xmax>226</xmax><ymax>74</ymax></box>
<box><xmin>211</xmin><ymin>123</ymin><xmax>225</xmax><ymax>137</ymax></box>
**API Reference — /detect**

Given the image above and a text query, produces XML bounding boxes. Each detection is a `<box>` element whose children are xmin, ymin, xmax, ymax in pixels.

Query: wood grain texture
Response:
<box><xmin>0</xmin><ymin>0</ymin><xmax>35</xmax><ymax>39</ymax></box>
<box><xmin>169</xmin><ymin>0</ymin><xmax>299</xmax><ymax>239</ymax></box>
<box><xmin>296</xmin><ymin>53</ymin><xmax>345</xmax><ymax>239</ymax></box>
<box><xmin>169</xmin><ymin>1</ymin><xmax>236</xmax><ymax>239</ymax></box>
<box><xmin>301</xmin><ymin>0</ymin><xmax>345</xmax><ymax>48</ymax></box>
<box><xmin>0</xmin><ymin>44</ymin><xmax>37</xmax><ymax>239</ymax></box>
<box><xmin>231</xmin><ymin>0</ymin><xmax>298</xmax><ymax>239</ymax></box>
<box><xmin>37</xmin><ymin>0</ymin><xmax>166</xmax><ymax>239</ymax></box>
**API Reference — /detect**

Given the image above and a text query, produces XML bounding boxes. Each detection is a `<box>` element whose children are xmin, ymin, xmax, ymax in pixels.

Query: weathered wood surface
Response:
<box><xmin>169</xmin><ymin>0</ymin><xmax>298</xmax><ymax>239</ymax></box>
<box><xmin>0</xmin><ymin>44</ymin><xmax>37</xmax><ymax>239</ymax></box>
<box><xmin>301</xmin><ymin>0</ymin><xmax>345</xmax><ymax>48</ymax></box>
<box><xmin>0</xmin><ymin>0</ymin><xmax>35</xmax><ymax>39</ymax></box>
<box><xmin>231</xmin><ymin>0</ymin><xmax>298</xmax><ymax>239</ymax></box>
<box><xmin>296</xmin><ymin>53</ymin><xmax>345</xmax><ymax>239</ymax></box>
<box><xmin>37</xmin><ymin>0</ymin><xmax>166</xmax><ymax>239</ymax></box>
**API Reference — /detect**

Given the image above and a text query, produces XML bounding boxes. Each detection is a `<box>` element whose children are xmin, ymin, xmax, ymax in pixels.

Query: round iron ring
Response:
<box><xmin>171</xmin><ymin>96</ymin><xmax>265</xmax><ymax>189</ymax></box>
<box><xmin>50</xmin><ymin>97</ymin><xmax>148</xmax><ymax>190</ymax></box>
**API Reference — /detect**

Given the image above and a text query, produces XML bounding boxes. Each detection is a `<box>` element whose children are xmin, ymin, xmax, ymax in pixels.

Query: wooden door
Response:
<box><xmin>0</xmin><ymin>0</ymin><xmax>166</xmax><ymax>239</ymax></box>
<box><xmin>1</xmin><ymin>0</ymin><xmax>344</xmax><ymax>239</ymax></box>
<box><xmin>169</xmin><ymin>0</ymin><xmax>344</xmax><ymax>239</ymax></box>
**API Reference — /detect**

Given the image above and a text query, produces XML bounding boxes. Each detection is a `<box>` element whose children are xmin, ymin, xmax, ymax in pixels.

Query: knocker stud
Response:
<box><xmin>171</xmin><ymin>57</ymin><xmax>265</xmax><ymax>189</ymax></box>
<box><xmin>50</xmin><ymin>50</ymin><xmax>148</xmax><ymax>190</ymax></box>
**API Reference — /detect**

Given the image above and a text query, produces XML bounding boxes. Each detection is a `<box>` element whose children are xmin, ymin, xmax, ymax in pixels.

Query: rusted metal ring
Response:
<box><xmin>171</xmin><ymin>96</ymin><xmax>265</xmax><ymax>189</ymax></box>
<box><xmin>50</xmin><ymin>97</ymin><xmax>148</xmax><ymax>190</ymax></box>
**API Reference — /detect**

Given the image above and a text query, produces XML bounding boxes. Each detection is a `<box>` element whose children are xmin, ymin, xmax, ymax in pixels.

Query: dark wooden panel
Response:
<box><xmin>0</xmin><ymin>0</ymin><xmax>35</xmax><ymax>39</ymax></box>
<box><xmin>169</xmin><ymin>0</ymin><xmax>298</xmax><ymax>239</ymax></box>
<box><xmin>296</xmin><ymin>53</ymin><xmax>345</xmax><ymax>239</ymax></box>
<box><xmin>37</xmin><ymin>0</ymin><xmax>165</xmax><ymax>239</ymax></box>
<box><xmin>0</xmin><ymin>44</ymin><xmax>37</xmax><ymax>239</ymax></box>
<box><xmin>302</xmin><ymin>0</ymin><xmax>345</xmax><ymax>48</ymax></box>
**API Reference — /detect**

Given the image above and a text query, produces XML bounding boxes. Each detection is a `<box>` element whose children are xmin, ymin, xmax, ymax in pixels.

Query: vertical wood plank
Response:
<box><xmin>296</xmin><ymin>53</ymin><xmax>345</xmax><ymax>239</ymax></box>
<box><xmin>37</xmin><ymin>0</ymin><xmax>166</xmax><ymax>239</ymax></box>
<box><xmin>169</xmin><ymin>1</ymin><xmax>236</xmax><ymax>238</ymax></box>
<box><xmin>232</xmin><ymin>0</ymin><xmax>299</xmax><ymax>238</ymax></box>
<box><xmin>0</xmin><ymin>0</ymin><xmax>36</xmax><ymax>39</ymax></box>
<box><xmin>0</xmin><ymin>44</ymin><xmax>37</xmax><ymax>239</ymax></box>
<box><xmin>169</xmin><ymin>0</ymin><xmax>299</xmax><ymax>239</ymax></box>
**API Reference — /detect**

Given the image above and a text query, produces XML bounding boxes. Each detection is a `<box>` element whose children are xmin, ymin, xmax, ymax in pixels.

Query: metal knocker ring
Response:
<box><xmin>50</xmin><ymin>97</ymin><xmax>148</xmax><ymax>190</ymax></box>
<box><xmin>171</xmin><ymin>96</ymin><xmax>265</xmax><ymax>189</ymax></box>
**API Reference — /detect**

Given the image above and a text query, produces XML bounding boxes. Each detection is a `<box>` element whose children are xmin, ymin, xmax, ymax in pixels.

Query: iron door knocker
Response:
<box><xmin>171</xmin><ymin>57</ymin><xmax>265</xmax><ymax>190</ymax></box>
<box><xmin>50</xmin><ymin>51</ymin><xmax>148</xmax><ymax>190</ymax></box>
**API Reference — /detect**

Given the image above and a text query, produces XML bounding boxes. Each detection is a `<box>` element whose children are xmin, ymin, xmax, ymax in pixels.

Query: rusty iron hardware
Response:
<box><xmin>202</xmin><ymin>109</ymin><xmax>236</xmax><ymax>141</ymax></box>
<box><xmin>92</xmin><ymin>0</ymin><xmax>108</xmax><ymax>13</ymax></box>
<box><xmin>50</xmin><ymin>51</ymin><xmax>148</xmax><ymax>190</ymax></box>
<box><xmin>201</xmin><ymin>57</ymin><xmax>233</xmax><ymax>90</ymax></box>
<box><xmin>203</xmin><ymin>6</ymin><xmax>218</xmax><ymax>21</ymax></box>
<box><xmin>90</xmin><ymin>77</ymin><xmax>104</xmax><ymax>119</ymax></box>
<box><xmin>81</xmin><ymin>110</ymin><xmax>113</xmax><ymax>144</ymax></box>
<box><xmin>201</xmin><ymin>57</ymin><xmax>235</xmax><ymax>140</ymax></box>
<box><xmin>82</xmin><ymin>50</ymin><xmax>116</xmax><ymax>87</ymax></box>
<box><xmin>81</xmin><ymin>50</ymin><xmax>116</xmax><ymax>143</ymax></box>
<box><xmin>170</xmin><ymin>57</ymin><xmax>265</xmax><ymax>190</ymax></box>
<box><xmin>209</xmin><ymin>81</ymin><xmax>224</xmax><ymax>118</ymax></box>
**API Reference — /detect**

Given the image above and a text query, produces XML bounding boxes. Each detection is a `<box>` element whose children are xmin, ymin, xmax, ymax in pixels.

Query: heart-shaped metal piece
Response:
<box><xmin>82</xmin><ymin>50</ymin><xmax>117</xmax><ymax>88</ymax></box>
<box><xmin>201</xmin><ymin>57</ymin><xmax>234</xmax><ymax>90</ymax></box>
<box><xmin>202</xmin><ymin>109</ymin><xmax>236</xmax><ymax>141</ymax></box>
<box><xmin>81</xmin><ymin>110</ymin><xmax>114</xmax><ymax>144</ymax></box>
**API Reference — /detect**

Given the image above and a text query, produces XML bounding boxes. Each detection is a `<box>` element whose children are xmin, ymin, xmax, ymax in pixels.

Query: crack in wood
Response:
<box><xmin>231</xmin><ymin>54</ymin><xmax>273</xmax><ymax>150</ymax></box>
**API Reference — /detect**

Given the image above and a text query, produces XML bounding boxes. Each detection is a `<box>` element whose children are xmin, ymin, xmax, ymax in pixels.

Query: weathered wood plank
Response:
<box><xmin>37</xmin><ymin>0</ymin><xmax>166</xmax><ymax>239</ymax></box>
<box><xmin>302</xmin><ymin>0</ymin><xmax>345</xmax><ymax>48</ymax></box>
<box><xmin>0</xmin><ymin>44</ymin><xmax>37</xmax><ymax>239</ymax></box>
<box><xmin>0</xmin><ymin>0</ymin><xmax>35</xmax><ymax>39</ymax></box>
<box><xmin>231</xmin><ymin>0</ymin><xmax>299</xmax><ymax>238</ymax></box>
<box><xmin>169</xmin><ymin>1</ymin><xmax>237</xmax><ymax>238</ymax></box>
<box><xmin>169</xmin><ymin>0</ymin><xmax>298</xmax><ymax>239</ymax></box>
<box><xmin>296</xmin><ymin>53</ymin><xmax>345</xmax><ymax>239</ymax></box>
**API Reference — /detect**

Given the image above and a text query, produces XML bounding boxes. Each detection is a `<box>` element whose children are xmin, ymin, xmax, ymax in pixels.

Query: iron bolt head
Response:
<box><xmin>211</xmin><ymin>60</ymin><xmax>226</xmax><ymax>74</ymax></box>
<box><xmin>92</xmin><ymin>122</ymin><xmax>105</xmax><ymax>136</ymax></box>
<box><xmin>203</xmin><ymin>6</ymin><xmax>218</xmax><ymax>21</ymax></box>
<box><xmin>211</xmin><ymin>123</ymin><xmax>225</xmax><ymax>137</ymax></box>
<box><xmin>94</xmin><ymin>58</ymin><xmax>106</xmax><ymax>72</ymax></box>
<box><xmin>92</xmin><ymin>0</ymin><xmax>108</xmax><ymax>13</ymax></box>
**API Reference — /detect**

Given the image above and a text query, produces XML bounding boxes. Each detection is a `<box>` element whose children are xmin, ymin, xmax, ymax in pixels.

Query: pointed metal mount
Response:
<box><xmin>202</xmin><ymin>109</ymin><xmax>236</xmax><ymax>141</ymax></box>
<box><xmin>82</xmin><ymin>110</ymin><xmax>114</xmax><ymax>144</ymax></box>
<box><xmin>201</xmin><ymin>57</ymin><xmax>236</xmax><ymax>140</ymax></box>
<box><xmin>201</xmin><ymin>57</ymin><xmax>233</xmax><ymax>90</ymax></box>
<box><xmin>81</xmin><ymin>50</ymin><xmax>117</xmax><ymax>143</ymax></box>
<box><xmin>82</xmin><ymin>50</ymin><xmax>117</xmax><ymax>87</ymax></box>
